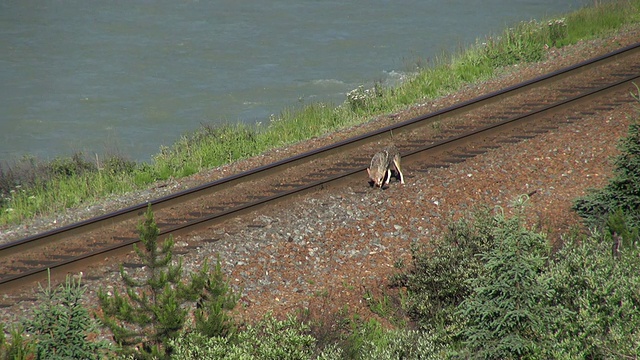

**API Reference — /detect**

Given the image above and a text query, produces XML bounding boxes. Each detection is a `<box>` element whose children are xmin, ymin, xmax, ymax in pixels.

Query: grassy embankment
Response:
<box><xmin>1</xmin><ymin>0</ymin><xmax>639</xmax><ymax>226</ymax></box>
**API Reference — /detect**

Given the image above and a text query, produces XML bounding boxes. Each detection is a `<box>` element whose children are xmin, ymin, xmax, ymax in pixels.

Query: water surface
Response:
<box><xmin>0</xmin><ymin>0</ymin><xmax>592</xmax><ymax>162</ymax></box>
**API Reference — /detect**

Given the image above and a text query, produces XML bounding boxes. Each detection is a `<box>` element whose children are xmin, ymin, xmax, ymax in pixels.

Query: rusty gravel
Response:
<box><xmin>1</xmin><ymin>26</ymin><xmax>639</xmax><ymax>330</ymax></box>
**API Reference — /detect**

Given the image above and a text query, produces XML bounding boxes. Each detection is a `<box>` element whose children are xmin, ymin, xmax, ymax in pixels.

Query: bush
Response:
<box><xmin>101</xmin><ymin>154</ymin><xmax>137</xmax><ymax>175</ymax></box>
<box><xmin>47</xmin><ymin>153</ymin><xmax>96</xmax><ymax>178</ymax></box>
<box><xmin>194</xmin><ymin>257</ymin><xmax>240</xmax><ymax>339</ymax></box>
<box><xmin>456</xmin><ymin>198</ymin><xmax>559</xmax><ymax>359</ymax></box>
<box><xmin>357</xmin><ymin>328</ymin><xmax>442</xmax><ymax>360</ymax></box>
<box><xmin>392</xmin><ymin>206</ymin><xmax>496</xmax><ymax>333</ymax></box>
<box><xmin>573</xmin><ymin>119</ymin><xmax>640</xmax><ymax>228</ymax></box>
<box><xmin>546</xmin><ymin>227</ymin><xmax>640</xmax><ymax>358</ymax></box>
<box><xmin>451</xmin><ymin>198</ymin><xmax>640</xmax><ymax>358</ymax></box>
<box><xmin>343</xmin><ymin>319</ymin><xmax>442</xmax><ymax>360</ymax></box>
<box><xmin>605</xmin><ymin>207</ymin><xmax>640</xmax><ymax>254</ymax></box>
<box><xmin>169</xmin><ymin>314</ymin><xmax>320</xmax><ymax>360</ymax></box>
<box><xmin>23</xmin><ymin>272</ymin><xmax>111</xmax><ymax>359</ymax></box>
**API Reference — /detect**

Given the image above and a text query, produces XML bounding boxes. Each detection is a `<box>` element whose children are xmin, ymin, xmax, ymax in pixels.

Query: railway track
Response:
<box><xmin>1</xmin><ymin>42</ymin><xmax>639</xmax><ymax>294</ymax></box>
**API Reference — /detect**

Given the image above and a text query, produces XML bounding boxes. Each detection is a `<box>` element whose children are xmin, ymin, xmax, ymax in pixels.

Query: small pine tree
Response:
<box><xmin>98</xmin><ymin>205</ymin><xmax>231</xmax><ymax>359</ymax></box>
<box><xmin>0</xmin><ymin>323</ymin><xmax>34</xmax><ymax>360</ymax></box>
<box><xmin>605</xmin><ymin>208</ymin><xmax>639</xmax><ymax>257</ymax></box>
<box><xmin>194</xmin><ymin>257</ymin><xmax>239</xmax><ymax>338</ymax></box>
<box><xmin>24</xmin><ymin>272</ymin><xmax>110</xmax><ymax>359</ymax></box>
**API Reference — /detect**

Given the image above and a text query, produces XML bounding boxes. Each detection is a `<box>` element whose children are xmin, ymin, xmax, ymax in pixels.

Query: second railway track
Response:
<box><xmin>1</xmin><ymin>41</ymin><xmax>639</xmax><ymax>293</ymax></box>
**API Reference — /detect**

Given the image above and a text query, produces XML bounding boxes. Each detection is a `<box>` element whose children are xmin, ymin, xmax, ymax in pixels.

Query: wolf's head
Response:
<box><xmin>367</xmin><ymin>152</ymin><xmax>387</xmax><ymax>188</ymax></box>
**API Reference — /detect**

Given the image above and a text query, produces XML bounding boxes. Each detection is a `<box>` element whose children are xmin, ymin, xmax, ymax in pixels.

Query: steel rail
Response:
<box><xmin>2</xmin><ymin>42</ymin><xmax>638</xmax><ymax>255</ymax></box>
<box><xmin>0</xmin><ymin>42</ymin><xmax>639</xmax><ymax>291</ymax></box>
<box><xmin>2</xmin><ymin>72</ymin><xmax>637</xmax><ymax>291</ymax></box>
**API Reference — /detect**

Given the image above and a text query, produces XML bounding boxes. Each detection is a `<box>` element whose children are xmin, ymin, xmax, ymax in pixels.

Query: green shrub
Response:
<box><xmin>573</xmin><ymin>120</ymin><xmax>640</xmax><ymax>228</ymax></box>
<box><xmin>194</xmin><ymin>257</ymin><xmax>240</xmax><ymax>339</ymax></box>
<box><xmin>23</xmin><ymin>272</ymin><xmax>111</xmax><ymax>359</ymax></box>
<box><xmin>341</xmin><ymin>318</ymin><xmax>387</xmax><ymax>359</ymax></box>
<box><xmin>47</xmin><ymin>153</ymin><xmax>96</xmax><ymax>178</ymax></box>
<box><xmin>456</xmin><ymin>198</ymin><xmax>560</xmax><ymax>359</ymax></box>
<box><xmin>546</xmin><ymin>228</ymin><xmax>640</xmax><ymax>358</ymax></box>
<box><xmin>101</xmin><ymin>154</ymin><xmax>137</xmax><ymax>176</ymax></box>
<box><xmin>605</xmin><ymin>207</ymin><xmax>640</xmax><ymax>254</ymax></box>
<box><xmin>341</xmin><ymin>318</ymin><xmax>442</xmax><ymax>360</ymax></box>
<box><xmin>355</xmin><ymin>328</ymin><xmax>442</xmax><ymax>360</ymax></box>
<box><xmin>393</xmin><ymin>206</ymin><xmax>496</xmax><ymax>333</ymax></box>
<box><xmin>169</xmin><ymin>314</ymin><xmax>320</xmax><ymax>360</ymax></box>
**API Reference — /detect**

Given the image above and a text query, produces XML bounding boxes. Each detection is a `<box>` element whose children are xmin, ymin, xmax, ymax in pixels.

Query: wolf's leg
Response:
<box><xmin>393</xmin><ymin>160</ymin><xmax>405</xmax><ymax>184</ymax></box>
<box><xmin>384</xmin><ymin>169</ymin><xmax>392</xmax><ymax>185</ymax></box>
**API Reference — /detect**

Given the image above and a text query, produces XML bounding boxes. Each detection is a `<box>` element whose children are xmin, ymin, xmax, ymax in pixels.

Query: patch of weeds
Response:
<box><xmin>363</xmin><ymin>288</ymin><xmax>408</xmax><ymax>327</ymax></box>
<box><xmin>363</xmin><ymin>289</ymin><xmax>392</xmax><ymax>318</ymax></box>
<box><xmin>296</xmin><ymin>298</ymin><xmax>352</xmax><ymax>354</ymax></box>
<box><xmin>342</xmin><ymin>280</ymin><xmax>355</xmax><ymax>291</ymax></box>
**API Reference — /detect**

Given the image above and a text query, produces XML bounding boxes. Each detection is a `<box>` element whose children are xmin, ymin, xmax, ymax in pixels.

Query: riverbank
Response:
<box><xmin>2</xmin><ymin>2</ymin><xmax>640</xmax><ymax>358</ymax></box>
<box><xmin>2</xmin><ymin>18</ymin><xmax>640</xmax><ymax>360</ymax></box>
<box><xmin>1</xmin><ymin>0</ymin><xmax>639</xmax><ymax>232</ymax></box>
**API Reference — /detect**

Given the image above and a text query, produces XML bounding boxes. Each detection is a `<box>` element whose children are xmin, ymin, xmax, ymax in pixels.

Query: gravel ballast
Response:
<box><xmin>1</xmin><ymin>27</ymin><xmax>639</xmax><ymax>331</ymax></box>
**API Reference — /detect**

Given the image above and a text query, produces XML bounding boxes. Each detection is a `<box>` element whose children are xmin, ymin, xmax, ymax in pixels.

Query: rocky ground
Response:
<box><xmin>2</xmin><ymin>25</ymin><xmax>640</xmax><ymax>335</ymax></box>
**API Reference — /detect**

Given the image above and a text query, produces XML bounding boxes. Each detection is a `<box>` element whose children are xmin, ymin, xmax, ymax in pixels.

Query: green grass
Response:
<box><xmin>1</xmin><ymin>0</ymin><xmax>639</xmax><ymax>226</ymax></box>
<box><xmin>561</xmin><ymin>1</ymin><xmax>640</xmax><ymax>46</ymax></box>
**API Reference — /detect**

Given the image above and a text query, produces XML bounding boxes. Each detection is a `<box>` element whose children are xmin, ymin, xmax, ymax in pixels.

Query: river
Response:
<box><xmin>0</xmin><ymin>0</ymin><xmax>592</xmax><ymax>162</ymax></box>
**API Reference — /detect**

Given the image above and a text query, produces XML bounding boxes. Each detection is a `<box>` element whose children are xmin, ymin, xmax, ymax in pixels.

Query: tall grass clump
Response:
<box><xmin>0</xmin><ymin>153</ymin><xmax>138</xmax><ymax>225</ymax></box>
<box><xmin>1</xmin><ymin>1</ymin><xmax>639</xmax><ymax>226</ymax></box>
<box><xmin>559</xmin><ymin>0</ymin><xmax>640</xmax><ymax>47</ymax></box>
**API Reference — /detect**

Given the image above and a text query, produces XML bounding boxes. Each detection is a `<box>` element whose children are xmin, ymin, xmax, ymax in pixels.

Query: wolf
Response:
<box><xmin>367</xmin><ymin>144</ymin><xmax>405</xmax><ymax>188</ymax></box>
